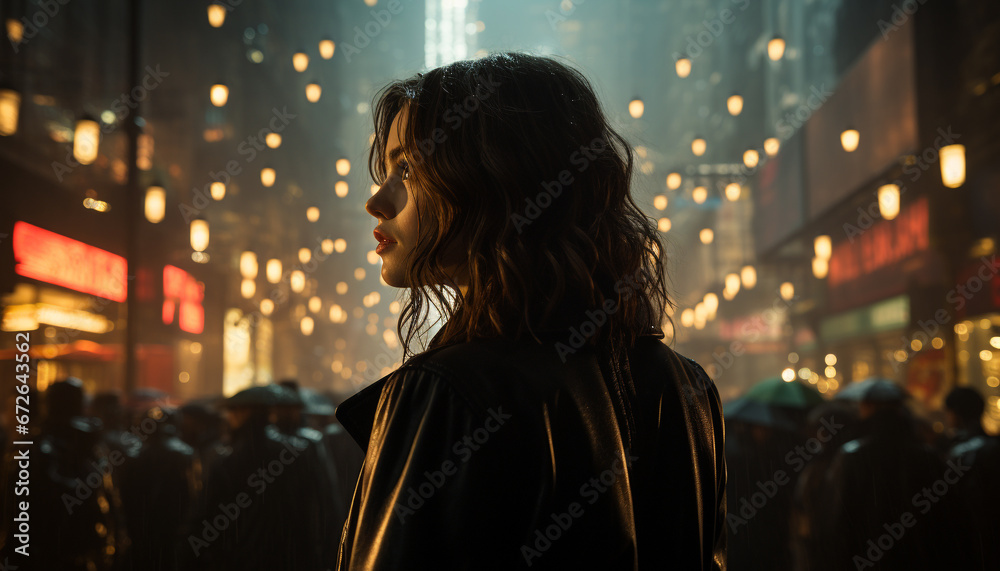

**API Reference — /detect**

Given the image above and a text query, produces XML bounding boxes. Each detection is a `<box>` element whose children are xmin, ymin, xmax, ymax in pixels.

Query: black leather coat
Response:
<box><xmin>335</xmin><ymin>326</ymin><xmax>727</xmax><ymax>570</ymax></box>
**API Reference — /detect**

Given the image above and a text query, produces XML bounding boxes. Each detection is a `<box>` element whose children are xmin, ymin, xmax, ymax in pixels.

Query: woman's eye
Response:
<box><xmin>398</xmin><ymin>160</ymin><xmax>410</xmax><ymax>181</ymax></box>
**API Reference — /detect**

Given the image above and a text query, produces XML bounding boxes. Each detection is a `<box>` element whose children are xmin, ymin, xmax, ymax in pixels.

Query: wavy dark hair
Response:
<box><xmin>368</xmin><ymin>51</ymin><xmax>671</xmax><ymax>362</ymax></box>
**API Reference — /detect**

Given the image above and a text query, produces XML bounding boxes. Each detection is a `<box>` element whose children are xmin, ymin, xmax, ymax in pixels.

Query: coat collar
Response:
<box><xmin>334</xmin><ymin>325</ymin><xmax>664</xmax><ymax>452</ymax></box>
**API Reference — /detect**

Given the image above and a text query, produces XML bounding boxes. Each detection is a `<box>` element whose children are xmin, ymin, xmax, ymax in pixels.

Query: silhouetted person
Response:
<box><xmin>0</xmin><ymin>378</ymin><xmax>124</xmax><ymax>570</ymax></box>
<box><xmin>943</xmin><ymin>387</ymin><xmax>1000</xmax><ymax>568</ymax></box>
<box><xmin>117</xmin><ymin>406</ymin><xmax>199</xmax><ymax>571</ymax></box>
<box><xmin>192</xmin><ymin>390</ymin><xmax>325</xmax><ymax>571</ymax></box>
<box><xmin>824</xmin><ymin>397</ymin><xmax>980</xmax><ymax>570</ymax></box>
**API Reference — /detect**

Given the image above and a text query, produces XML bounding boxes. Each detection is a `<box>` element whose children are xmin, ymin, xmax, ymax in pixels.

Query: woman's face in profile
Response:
<box><xmin>366</xmin><ymin>110</ymin><xmax>418</xmax><ymax>288</ymax></box>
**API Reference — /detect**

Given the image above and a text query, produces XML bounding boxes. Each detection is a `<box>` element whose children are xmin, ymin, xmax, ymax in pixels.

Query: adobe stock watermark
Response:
<box><xmin>51</xmin><ymin>65</ymin><xmax>170</xmax><ymax>182</ymax></box>
<box><xmin>727</xmin><ymin>415</ymin><xmax>844</xmax><ymax>534</ymax></box>
<box><xmin>850</xmin><ymin>457</ymin><xmax>970</xmax><ymax>570</ymax></box>
<box><xmin>405</xmin><ymin>73</ymin><xmax>503</xmax><ymax>167</ymax></box>
<box><xmin>545</xmin><ymin>0</ymin><xmax>588</xmax><ymax>30</ymax></box>
<box><xmin>393</xmin><ymin>407</ymin><xmax>512</xmax><ymax>523</ymax></box>
<box><xmin>180</xmin><ymin>106</ymin><xmax>297</xmax><ymax>223</ymax></box>
<box><xmin>341</xmin><ymin>0</ymin><xmax>407</xmax><ymax>63</ymax></box>
<box><xmin>188</xmin><ymin>436</ymin><xmax>309</xmax><ymax>557</ymax></box>
<box><xmin>520</xmin><ymin>449</ymin><xmax>638</xmax><ymax>566</ymax></box>
<box><xmin>552</xmin><ymin>264</ymin><xmax>645</xmax><ymax>362</ymax></box>
<box><xmin>510</xmin><ymin>135</ymin><xmax>610</xmax><ymax>234</ymax></box>
<box><xmin>9</xmin><ymin>0</ymin><xmax>71</xmax><ymax>53</ymax></box>
<box><xmin>877</xmin><ymin>0</ymin><xmax>929</xmax><ymax>40</ymax></box>
<box><xmin>670</xmin><ymin>0</ymin><xmax>751</xmax><ymax>63</ymax></box>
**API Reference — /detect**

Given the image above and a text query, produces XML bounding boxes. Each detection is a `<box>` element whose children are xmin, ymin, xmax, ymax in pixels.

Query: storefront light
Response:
<box><xmin>73</xmin><ymin>117</ymin><xmax>100</xmax><ymax>165</ymax></box>
<box><xmin>940</xmin><ymin>144</ymin><xmax>966</xmax><ymax>188</ymax></box>
<box><xmin>814</xmin><ymin>235</ymin><xmax>832</xmax><ymax>260</ymax></box>
<box><xmin>190</xmin><ymin>219</ymin><xmax>209</xmax><ymax>252</ymax></box>
<box><xmin>877</xmin><ymin>184</ymin><xmax>900</xmax><ymax>220</ymax></box>
<box><xmin>207</xmin><ymin>3</ymin><xmax>226</xmax><ymax>27</ymax></box>
<box><xmin>0</xmin><ymin>88</ymin><xmax>21</xmax><ymax>136</ymax></box>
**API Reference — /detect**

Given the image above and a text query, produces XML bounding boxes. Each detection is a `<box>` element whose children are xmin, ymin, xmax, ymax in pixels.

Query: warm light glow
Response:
<box><xmin>298</xmin><ymin>248</ymin><xmax>312</xmax><ymax>264</ymax></box>
<box><xmin>308</xmin><ymin>296</ymin><xmax>322</xmax><ymax>313</ymax></box>
<box><xmin>210</xmin><ymin>84</ymin><xmax>229</xmax><ymax>107</ymax></box>
<box><xmin>321</xmin><ymin>239</ymin><xmax>334</xmax><ymax>254</ymax></box>
<box><xmin>335</xmin><ymin>181</ymin><xmax>349</xmax><ymax>197</ymax></box>
<box><xmin>240</xmin><ymin>251</ymin><xmax>258</xmax><ymax>279</ymax></box>
<box><xmin>691</xmin><ymin>138</ymin><xmax>706</xmax><ymax>156</ymax></box>
<box><xmin>290</xmin><ymin>270</ymin><xmax>305</xmax><ymax>293</ymax></box>
<box><xmin>780</xmin><ymin>281</ymin><xmax>795</xmax><ymax>300</ymax></box>
<box><xmin>6</xmin><ymin>19</ymin><xmax>24</xmax><ymax>43</ymax></box>
<box><xmin>240</xmin><ymin>278</ymin><xmax>255</xmax><ymax>299</ymax></box>
<box><xmin>266</xmin><ymin>259</ymin><xmax>282</xmax><ymax>283</ymax></box>
<box><xmin>207</xmin><ymin>4</ymin><xmax>226</xmax><ymax>27</ymax></box>
<box><xmin>812</xmin><ymin>256</ymin><xmax>829</xmax><ymax>279</ymax></box>
<box><xmin>628</xmin><ymin>98</ymin><xmax>644</xmax><ymax>119</ymax></box>
<box><xmin>703</xmin><ymin>293</ymin><xmax>719</xmax><ymax>318</ymax></box>
<box><xmin>675</xmin><ymin>57</ymin><xmax>691</xmax><ymax>78</ymax></box>
<box><xmin>305</xmin><ymin>82</ymin><xmax>322</xmax><ymax>102</ymax></box>
<box><xmin>260</xmin><ymin>299</ymin><xmax>274</xmax><ymax>316</ymax></box>
<box><xmin>319</xmin><ymin>39</ymin><xmax>335</xmax><ymax>59</ymax></box>
<box><xmin>743</xmin><ymin>149</ymin><xmax>759</xmax><ymax>169</ymax></box>
<box><xmin>0</xmin><ymin>88</ymin><xmax>20</xmax><ymax>136</ymax></box>
<box><xmin>73</xmin><ymin>118</ymin><xmax>100</xmax><ymax>165</ymax></box>
<box><xmin>725</xmin><ymin>183</ymin><xmax>741</xmax><ymax>201</ymax></box>
<box><xmin>781</xmin><ymin>368</ymin><xmax>795</xmax><ymax>382</ymax></box>
<box><xmin>144</xmin><ymin>186</ymin><xmax>165</xmax><ymax>223</ymax></box>
<box><xmin>334</xmin><ymin>238</ymin><xmax>347</xmax><ymax>253</ymax></box>
<box><xmin>726</xmin><ymin>94</ymin><xmax>743</xmax><ymax>116</ymax></box>
<box><xmin>13</xmin><ymin>222</ymin><xmax>127</xmax><ymax>302</ymax></box>
<box><xmin>336</xmin><ymin>158</ymin><xmax>351</xmax><ymax>176</ymax></box>
<box><xmin>692</xmin><ymin>186</ymin><xmax>707</xmax><ymax>204</ymax></box>
<box><xmin>292</xmin><ymin>52</ymin><xmax>309</xmax><ymax>72</ymax></box>
<box><xmin>814</xmin><ymin>235</ymin><xmax>832</xmax><ymax>260</ymax></box>
<box><xmin>840</xmin><ymin>129</ymin><xmax>859</xmax><ymax>152</ymax></box>
<box><xmin>657</xmin><ymin>218</ymin><xmax>672</xmax><ymax>232</ymax></box>
<box><xmin>329</xmin><ymin>304</ymin><xmax>346</xmax><ymax>323</ymax></box>
<box><xmin>699</xmin><ymin>228</ymin><xmax>714</xmax><ymax>244</ymax></box>
<box><xmin>300</xmin><ymin>316</ymin><xmax>314</xmax><ymax>336</ymax></box>
<box><xmin>666</xmin><ymin>172</ymin><xmax>681</xmax><ymax>190</ymax></box>
<box><xmin>336</xmin><ymin>281</ymin><xmax>348</xmax><ymax>294</ymax></box>
<box><xmin>740</xmin><ymin>265</ymin><xmax>756</xmax><ymax>289</ymax></box>
<box><xmin>878</xmin><ymin>184</ymin><xmax>900</xmax><ymax>220</ymax></box>
<box><xmin>764</xmin><ymin>137</ymin><xmax>780</xmax><ymax>156</ymax></box>
<box><xmin>680</xmin><ymin>308</ymin><xmax>695</xmax><ymax>327</ymax></box>
<box><xmin>725</xmin><ymin>273</ymin><xmax>741</xmax><ymax>295</ymax></box>
<box><xmin>260</xmin><ymin>167</ymin><xmax>276</xmax><ymax>187</ymax></box>
<box><xmin>354</xmin><ymin>267</ymin><xmax>366</xmax><ymax>281</ymax></box>
<box><xmin>306</xmin><ymin>206</ymin><xmax>320</xmax><ymax>222</ymax></box>
<box><xmin>265</xmin><ymin>133</ymin><xmax>282</xmax><ymax>148</ymax></box>
<box><xmin>653</xmin><ymin>195</ymin><xmax>668</xmax><ymax>210</ymax></box>
<box><xmin>190</xmin><ymin>219</ymin><xmax>209</xmax><ymax>252</ymax></box>
<box><xmin>210</xmin><ymin>182</ymin><xmax>225</xmax><ymax>200</ymax></box>
<box><xmin>767</xmin><ymin>36</ymin><xmax>785</xmax><ymax>61</ymax></box>
<box><xmin>940</xmin><ymin>144</ymin><xmax>966</xmax><ymax>188</ymax></box>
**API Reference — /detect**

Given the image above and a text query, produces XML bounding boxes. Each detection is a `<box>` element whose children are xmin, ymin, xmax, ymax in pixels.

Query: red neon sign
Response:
<box><xmin>829</xmin><ymin>196</ymin><xmax>929</xmax><ymax>288</ymax></box>
<box><xmin>13</xmin><ymin>221</ymin><xmax>127</xmax><ymax>302</ymax></box>
<box><xmin>163</xmin><ymin>265</ymin><xmax>205</xmax><ymax>334</ymax></box>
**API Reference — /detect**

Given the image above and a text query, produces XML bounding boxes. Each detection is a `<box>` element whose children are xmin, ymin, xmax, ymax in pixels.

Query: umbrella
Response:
<box><xmin>298</xmin><ymin>387</ymin><xmax>336</xmax><ymax>416</ymax></box>
<box><xmin>226</xmin><ymin>384</ymin><xmax>301</xmax><ymax>408</ymax></box>
<box><xmin>723</xmin><ymin>397</ymin><xmax>798</xmax><ymax>430</ymax></box>
<box><xmin>834</xmin><ymin>377</ymin><xmax>908</xmax><ymax>402</ymax></box>
<box><xmin>744</xmin><ymin>376</ymin><xmax>825</xmax><ymax>409</ymax></box>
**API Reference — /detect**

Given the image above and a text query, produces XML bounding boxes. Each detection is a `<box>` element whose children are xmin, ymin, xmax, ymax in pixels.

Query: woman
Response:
<box><xmin>335</xmin><ymin>52</ymin><xmax>726</xmax><ymax>570</ymax></box>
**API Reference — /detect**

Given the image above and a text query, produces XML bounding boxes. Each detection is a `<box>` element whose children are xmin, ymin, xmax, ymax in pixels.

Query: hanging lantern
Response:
<box><xmin>144</xmin><ymin>186</ymin><xmax>165</xmax><ymax>223</ymax></box>
<box><xmin>240</xmin><ymin>251</ymin><xmax>258</xmax><ymax>279</ymax></box>
<box><xmin>265</xmin><ymin>133</ymin><xmax>281</xmax><ymax>148</ymax></box>
<box><xmin>675</xmin><ymin>57</ymin><xmax>691</xmax><ymax>78</ymax></box>
<box><xmin>319</xmin><ymin>39</ymin><xmax>335</xmax><ymax>59</ymax></box>
<box><xmin>657</xmin><ymin>218</ymin><xmax>671</xmax><ymax>232</ymax></box>
<box><xmin>814</xmin><ymin>235</ymin><xmax>832</xmax><ymax>260</ymax></box>
<box><xmin>73</xmin><ymin>117</ymin><xmax>100</xmax><ymax>165</ymax></box>
<box><xmin>210</xmin><ymin>181</ymin><xmax>225</xmax><ymax>200</ymax></box>
<box><xmin>298</xmin><ymin>247</ymin><xmax>312</xmax><ymax>264</ymax></box>
<box><xmin>628</xmin><ymin>98</ymin><xmax>644</xmax><ymax>119</ymax></box>
<box><xmin>336</xmin><ymin>158</ymin><xmax>351</xmax><ymax>176</ymax></box>
<box><xmin>300</xmin><ymin>316</ymin><xmax>314</xmax><ymax>336</ymax></box>
<box><xmin>691</xmin><ymin>137</ymin><xmax>706</xmax><ymax>157</ymax></box>
<box><xmin>740</xmin><ymin>265</ymin><xmax>757</xmax><ymax>289</ymax></box>
<box><xmin>699</xmin><ymin>228</ymin><xmax>714</xmax><ymax>244</ymax></box>
<box><xmin>190</xmin><ymin>219</ymin><xmax>210</xmax><ymax>252</ymax></box>
<box><xmin>210</xmin><ymin>84</ymin><xmax>229</xmax><ymax>107</ymax></box>
<box><xmin>240</xmin><ymin>278</ymin><xmax>256</xmax><ymax>299</ymax></box>
<box><xmin>290</xmin><ymin>270</ymin><xmax>305</xmax><ymax>293</ymax></box>
<box><xmin>780</xmin><ymin>281</ymin><xmax>795</xmax><ymax>300</ymax></box>
<box><xmin>260</xmin><ymin>167</ymin><xmax>276</xmax><ymax>187</ymax></box>
<box><xmin>878</xmin><ymin>184</ymin><xmax>901</xmax><ymax>220</ymax></box>
<box><xmin>840</xmin><ymin>129</ymin><xmax>859</xmax><ymax>152</ymax></box>
<box><xmin>681</xmin><ymin>308</ymin><xmax>695</xmax><ymax>327</ymax></box>
<box><xmin>763</xmin><ymin>137</ymin><xmax>780</xmax><ymax>156</ymax></box>
<box><xmin>653</xmin><ymin>195</ymin><xmax>668</xmax><ymax>210</ymax></box>
<box><xmin>743</xmin><ymin>149</ymin><xmax>759</xmax><ymax>169</ymax></box>
<box><xmin>692</xmin><ymin>186</ymin><xmax>707</xmax><ymax>204</ymax></box>
<box><xmin>666</xmin><ymin>172</ymin><xmax>681</xmax><ymax>190</ymax></box>
<box><xmin>940</xmin><ymin>144</ymin><xmax>966</xmax><ymax>188</ymax></box>
<box><xmin>308</xmin><ymin>296</ymin><xmax>322</xmax><ymax>313</ymax></box>
<box><xmin>306</xmin><ymin>206</ymin><xmax>320</xmax><ymax>222</ymax></box>
<box><xmin>305</xmin><ymin>82</ymin><xmax>322</xmax><ymax>102</ymax></box>
<box><xmin>726</xmin><ymin>94</ymin><xmax>743</xmax><ymax>116</ymax></box>
<box><xmin>725</xmin><ymin>273</ymin><xmax>741</xmax><ymax>295</ymax></box>
<box><xmin>767</xmin><ymin>36</ymin><xmax>785</xmax><ymax>61</ymax></box>
<box><xmin>703</xmin><ymin>293</ymin><xmax>719</xmax><ymax>319</ymax></box>
<box><xmin>260</xmin><ymin>299</ymin><xmax>274</xmax><ymax>316</ymax></box>
<box><xmin>0</xmin><ymin>88</ymin><xmax>21</xmax><ymax>136</ymax></box>
<box><xmin>266</xmin><ymin>259</ymin><xmax>282</xmax><ymax>283</ymax></box>
<box><xmin>207</xmin><ymin>3</ymin><xmax>226</xmax><ymax>27</ymax></box>
<box><xmin>293</xmin><ymin>51</ymin><xmax>309</xmax><ymax>72</ymax></box>
<box><xmin>812</xmin><ymin>257</ymin><xmax>829</xmax><ymax>279</ymax></box>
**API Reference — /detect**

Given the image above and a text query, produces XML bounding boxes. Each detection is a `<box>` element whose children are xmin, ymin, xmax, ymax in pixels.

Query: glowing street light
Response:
<box><xmin>940</xmin><ymin>144</ymin><xmax>966</xmax><ymax>188</ymax></box>
<box><xmin>840</xmin><ymin>129</ymin><xmax>859</xmax><ymax>152</ymax></box>
<box><xmin>767</xmin><ymin>36</ymin><xmax>786</xmax><ymax>61</ymax></box>
<box><xmin>727</xmin><ymin>94</ymin><xmax>743</xmax><ymax>116</ymax></box>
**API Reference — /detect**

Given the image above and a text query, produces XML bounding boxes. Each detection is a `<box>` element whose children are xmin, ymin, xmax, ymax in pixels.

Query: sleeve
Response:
<box><xmin>336</xmin><ymin>367</ymin><xmax>525</xmax><ymax>571</ymax></box>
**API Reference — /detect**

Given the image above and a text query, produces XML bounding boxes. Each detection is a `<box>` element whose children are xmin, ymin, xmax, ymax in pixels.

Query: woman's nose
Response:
<box><xmin>365</xmin><ymin>183</ymin><xmax>394</xmax><ymax>219</ymax></box>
